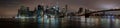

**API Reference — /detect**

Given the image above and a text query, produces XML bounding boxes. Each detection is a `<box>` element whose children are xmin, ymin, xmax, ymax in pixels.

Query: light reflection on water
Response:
<box><xmin>0</xmin><ymin>17</ymin><xmax>120</xmax><ymax>28</ymax></box>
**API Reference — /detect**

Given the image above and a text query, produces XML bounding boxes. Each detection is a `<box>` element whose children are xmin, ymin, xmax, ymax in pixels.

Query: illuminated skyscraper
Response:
<box><xmin>36</xmin><ymin>5</ymin><xmax>44</xmax><ymax>23</ymax></box>
<box><xmin>16</xmin><ymin>6</ymin><xmax>30</xmax><ymax>22</ymax></box>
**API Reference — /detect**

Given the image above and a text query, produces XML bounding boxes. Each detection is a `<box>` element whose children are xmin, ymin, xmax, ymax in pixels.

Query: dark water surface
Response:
<box><xmin>0</xmin><ymin>18</ymin><xmax>120</xmax><ymax>28</ymax></box>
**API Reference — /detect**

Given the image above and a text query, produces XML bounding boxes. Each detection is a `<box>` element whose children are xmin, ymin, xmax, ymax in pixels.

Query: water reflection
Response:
<box><xmin>1</xmin><ymin>16</ymin><xmax>120</xmax><ymax>28</ymax></box>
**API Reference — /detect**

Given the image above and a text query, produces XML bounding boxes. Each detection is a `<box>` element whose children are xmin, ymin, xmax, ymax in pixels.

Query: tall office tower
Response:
<box><xmin>36</xmin><ymin>5</ymin><xmax>44</xmax><ymax>23</ymax></box>
<box><xmin>16</xmin><ymin>6</ymin><xmax>30</xmax><ymax>22</ymax></box>
<box><xmin>36</xmin><ymin>5</ymin><xmax>44</xmax><ymax>16</ymax></box>
<box><xmin>17</xmin><ymin>6</ymin><xmax>30</xmax><ymax>17</ymax></box>
<box><xmin>52</xmin><ymin>0</ymin><xmax>59</xmax><ymax>12</ymax></box>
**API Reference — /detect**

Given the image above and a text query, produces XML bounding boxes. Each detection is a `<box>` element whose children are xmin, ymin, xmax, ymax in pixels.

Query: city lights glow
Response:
<box><xmin>100</xmin><ymin>4</ymin><xmax>118</xmax><ymax>9</ymax></box>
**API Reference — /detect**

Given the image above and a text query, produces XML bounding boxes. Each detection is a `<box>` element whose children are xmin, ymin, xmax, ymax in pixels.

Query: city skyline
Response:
<box><xmin>1</xmin><ymin>0</ymin><xmax>120</xmax><ymax>16</ymax></box>
<box><xmin>0</xmin><ymin>0</ymin><xmax>120</xmax><ymax>28</ymax></box>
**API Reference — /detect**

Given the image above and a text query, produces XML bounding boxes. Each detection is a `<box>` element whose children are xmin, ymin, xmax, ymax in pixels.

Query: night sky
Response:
<box><xmin>0</xmin><ymin>0</ymin><xmax>120</xmax><ymax>16</ymax></box>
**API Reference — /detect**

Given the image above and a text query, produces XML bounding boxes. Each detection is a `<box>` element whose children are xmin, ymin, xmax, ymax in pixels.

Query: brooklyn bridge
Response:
<box><xmin>0</xmin><ymin>5</ymin><xmax>120</xmax><ymax>28</ymax></box>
